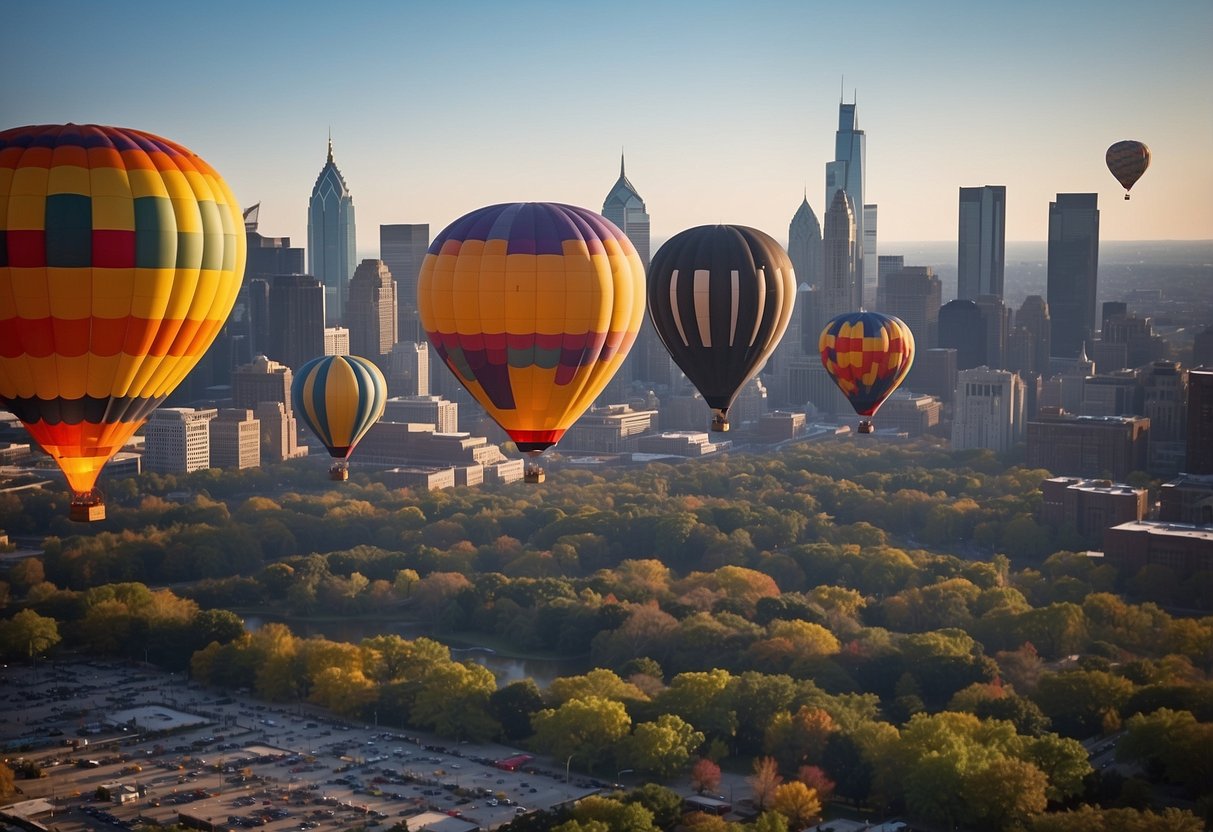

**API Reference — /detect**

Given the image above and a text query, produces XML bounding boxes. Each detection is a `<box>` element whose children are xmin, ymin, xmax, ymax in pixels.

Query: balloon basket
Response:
<box><xmin>329</xmin><ymin>464</ymin><xmax>349</xmax><ymax>482</ymax></box>
<box><xmin>524</xmin><ymin>464</ymin><xmax>546</xmax><ymax>484</ymax></box>
<box><xmin>69</xmin><ymin>493</ymin><xmax>106</xmax><ymax>523</ymax></box>
<box><xmin>1124</xmin><ymin>194</ymin><xmax>1130</xmax><ymax>201</ymax></box>
<box><xmin>711</xmin><ymin>413</ymin><xmax>730</xmax><ymax>432</ymax></box>
<box><xmin>857</xmin><ymin>420</ymin><xmax>874</xmax><ymax>434</ymax></box>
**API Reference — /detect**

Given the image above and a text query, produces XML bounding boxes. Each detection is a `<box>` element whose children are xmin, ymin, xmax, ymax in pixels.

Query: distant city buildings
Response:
<box><xmin>877</xmin><ymin>265</ymin><xmax>940</xmax><ymax>349</ymax></box>
<box><xmin>788</xmin><ymin>194</ymin><xmax>822</xmax><ymax>289</ymax></box>
<box><xmin>1039</xmin><ymin>476</ymin><xmax>1148</xmax><ymax>547</ymax></box>
<box><xmin>380</xmin><ymin>223</ymin><xmax>429</xmax><ymax>343</ymax></box>
<box><xmin>209</xmin><ymin>409</ymin><xmax>261</xmax><ymax>470</ymax></box>
<box><xmin>1046</xmin><ymin>193</ymin><xmax>1100</xmax><ymax>360</ymax></box>
<box><xmin>1187</xmin><ymin>368</ymin><xmax>1213</xmax><ymax>474</ymax></box>
<box><xmin>388</xmin><ymin>341</ymin><xmax>431</xmax><ymax>398</ymax></box>
<box><xmin>821</xmin><ymin>189</ymin><xmax>858</xmax><ymax>324</ymax></box>
<box><xmin>308</xmin><ymin>137</ymin><xmax>357</xmax><ymax>326</ymax></box>
<box><xmin>957</xmin><ymin>185</ymin><xmax>1006</xmax><ymax>300</ymax></box>
<box><xmin>383</xmin><ymin>395</ymin><xmax>458</xmax><ymax>434</ymax></box>
<box><xmin>324</xmin><ymin>327</ymin><xmax>350</xmax><ymax>356</ymax></box>
<box><xmin>938</xmin><ymin>300</ymin><xmax>986</xmax><ymax>370</ymax></box>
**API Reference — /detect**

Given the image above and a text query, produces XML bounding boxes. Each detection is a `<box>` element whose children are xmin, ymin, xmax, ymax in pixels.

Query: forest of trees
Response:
<box><xmin>1</xmin><ymin>438</ymin><xmax>1211</xmax><ymax>831</ymax></box>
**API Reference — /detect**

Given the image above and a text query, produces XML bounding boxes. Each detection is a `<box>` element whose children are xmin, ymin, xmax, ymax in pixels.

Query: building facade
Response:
<box><xmin>143</xmin><ymin>408</ymin><xmax>217</xmax><ymax>474</ymax></box>
<box><xmin>324</xmin><ymin>326</ymin><xmax>350</xmax><ymax>356</ymax></box>
<box><xmin>958</xmin><ymin>185</ymin><xmax>1006</xmax><ymax>300</ymax></box>
<box><xmin>938</xmin><ymin>300</ymin><xmax>986</xmax><ymax>370</ymax></box>
<box><xmin>346</xmin><ymin>259</ymin><xmax>398</xmax><ymax>363</ymax></box>
<box><xmin>232</xmin><ymin>355</ymin><xmax>293</xmax><ymax>411</ymax></box>
<box><xmin>380</xmin><ymin>223</ymin><xmax>430</xmax><ymax>343</ymax></box>
<box><xmin>1188</xmin><ymin>368</ymin><xmax>1213</xmax><ymax>475</ymax></box>
<box><xmin>821</xmin><ymin>188</ymin><xmax>858</xmax><ymax>324</ymax></box>
<box><xmin>388</xmin><ymin>341</ymin><xmax>431</xmax><ymax>398</ymax></box>
<box><xmin>383</xmin><ymin>395</ymin><xmax>459</xmax><ymax>433</ymax></box>
<box><xmin>1026</xmin><ymin>412</ymin><xmax>1150</xmax><ymax>481</ymax></box>
<box><xmin>1046</xmin><ymin>193</ymin><xmax>1100</xmax><ymax>360</ymax></box>
<box><xmin>1039</xmin><ymin>476</ymin><xmax>1148</xmax><ymax>546</ymax></box>
<box><xmin>951</xmin><ymin>366</ymin><xmax>1024</xmax><ymax>452</ymax></box>
<box><xmin>877</xmin><ymin>266</ymin><xmax>940</xmax><ymax>350</ymax></box>
<box><xmin>308</xmin><ymin>137</ymin><xmax>356</xmax><ymax>326</ymax></box>
<box><xmin>267</xmin><ymin>274</ymin><xmax>325</xmax><ymax>370</ymax></box>
<box><xmin>209</xmin><ymin>409</ymin><xmax>261</xmax><ymax>470</ymax></box>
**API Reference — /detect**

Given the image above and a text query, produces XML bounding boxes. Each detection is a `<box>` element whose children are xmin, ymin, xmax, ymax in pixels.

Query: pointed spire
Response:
<box><xmin>620</xmin><ymin>148</ymin><xmax>626</xmax><ymax>179</ymax></box>
<box><xmin>327</xmin><ymin>128</ymin><xmax>333</xmax><ymax>164</ymax></box>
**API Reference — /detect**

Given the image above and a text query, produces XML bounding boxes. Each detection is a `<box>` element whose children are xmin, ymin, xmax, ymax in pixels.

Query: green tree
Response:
<box><xmin>1032</xmin><ymin>670</ymin><xmax>1135</xmax><ymax>737</ymax></box>
<box><xmin>489</xmin><ymin>679</ymin><xmax>545</xmax><ymax>742</ymax></box>
<box><xmin>0</xmin><ymin>608</ymin><xmax>60</xmax><ymax>661</ymax></box>
<box><xmin>622</xmin><ymin>714</ymin><xmax>704</xmax><ymax>778</ymax></box>
<box><xmin>751</xmin><ymin>813</ymin><xmax>787</xmax><ymax>832</ymax></box>
<box><xmin>411</xmin><ymin>661</ymin><xmax>499</xmax><ymax>741</ymax></box>
<box><xmin>623</xmin><ymin>784</ymin><xmax>683</xmax><ymax>829</ymax></box>
<box><xmin>533</xmin><ymin>696</ymin><xmax>632</xmax><ymax>774</ymax></box>
<box><xmin>963</xmin><ymin>756</ymin><xmax>1048</xmax><ymax>830</ymax></box>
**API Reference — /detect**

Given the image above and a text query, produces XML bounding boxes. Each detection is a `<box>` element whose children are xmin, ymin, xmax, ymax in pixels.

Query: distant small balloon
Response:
<box><xmin>1106</xmin><ymin>140</ymin><xmax>1150</xmax><ymax>200</ymax></box>
<box><xmin>292</xmin><ymin>354</ymin><xmax>387</xmax><ymax>481</ymax></box>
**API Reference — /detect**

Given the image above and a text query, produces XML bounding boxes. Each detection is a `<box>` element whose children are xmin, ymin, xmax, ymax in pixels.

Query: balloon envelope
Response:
<box><xmin>417</xmin><ymin>202</ymin><xmax>645</xmax><ymax>453</ymax></box>
<box><xmin>647</xmin><ymin>224</ymin><xmax>795</xmax><ymax>427</ymax></box>
<box><xmin>0</xmin><ymin>123</ymin><xmax>245</xmax><ymax>498</ymax></box>
<box><xmin>292</xmin><ymin>354</ymin><xmax>387</xmax><ymax>459</ymax></box>
<box><xmin>819</xmin><ymin>312</ymin><xmax>915</xmax><ymax>429</ymax></box>
<box><xmin>1106</xmin><ymin>140</ymin><xmax>1150</xmax><ymax>196</ymax></box>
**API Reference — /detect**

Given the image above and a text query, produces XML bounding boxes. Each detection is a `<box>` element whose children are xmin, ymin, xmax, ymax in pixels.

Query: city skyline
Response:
<box><xmin>4</xmin><ymin>0</ymin><xmax>1211</xmax><ymax>257</ymax></box>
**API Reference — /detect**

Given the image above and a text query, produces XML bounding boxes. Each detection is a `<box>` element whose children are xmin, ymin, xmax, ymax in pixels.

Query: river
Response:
<box><xmin>241</xmin><ymin>614</ymin><xmax>587</xmax><ymax>689</ymax></box>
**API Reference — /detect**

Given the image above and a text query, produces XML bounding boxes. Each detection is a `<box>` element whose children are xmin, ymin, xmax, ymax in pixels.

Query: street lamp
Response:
<box><xmin>615</xmin><ymin>769</ymin><xmax>633</xmax><ymax>787</ymax></box>
<box><xmin>565</xmin><ymin>754</ymin><xmax>574</xmax><ymax>784</ymax></box>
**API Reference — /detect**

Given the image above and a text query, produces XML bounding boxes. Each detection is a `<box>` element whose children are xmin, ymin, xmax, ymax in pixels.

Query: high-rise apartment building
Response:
<box><xmin>308</xmin><ymin>137</ymin><xmax>356</xmax><ymax>326</ymax></box>
<box><xmin>209</xmin><ymin>408</ymin><xmax>261</xmax><ymax>470</ymax></box>
<box><xmin>951</xmin><ymin>367</ymin><xmax>1024</xmax><ymax>452</ymax></box>
<box><xmin>1187</xmin><ymin>368</ymin><xmax>1213</xmax><ymax>474</ymax></box>
<box><xmin>267</xmin><ymin>274</ymin><xmax>325</xmax><ymax>370</ymax></box>
<box><xmin>821</xmin><ymin>188</ymin><xmax>858</xmax><ymax>323</ymax></box>
<box><xmin>143</xmin><ymin>408</ymin><xmax>217</xmax><ymax>474</ymax></box>
<box><xmin>1026</xmin><ymin>412</ymin><xmax>1149</xmax><ymax>481</ymax></box>
<box><xmin>1047</xmin><ymin>194</ymin><xmax>1100</xmax><ymax>360</ymax></box>
<box><xmin>825</xmin><ymin>101</ymin><xmax>866</xmax><ymax>306</ymax></box>
<box><xmin>958</xmin><ymin>186</ymin><xmax>1006</xmax><ymax>300</ymax></box>
<box><xmin>380</xmin><ymin>223</ymin><xmax>430</xmax><ymax>343</ymax></box>
<box><xmin>877</xmin><ymin>266</ymin><xmax>940</xmax><ymax>349</ymax></box>
<box><xmin>346</xmin><ymin>259</ymin><xmax>398</xmax><ymax>363</ymax></box>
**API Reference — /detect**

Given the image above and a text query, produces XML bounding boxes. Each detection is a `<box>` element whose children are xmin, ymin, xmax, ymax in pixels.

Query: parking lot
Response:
<box><xmin>1</xmin><ymin>660</ymin><xmax>610</xmax><ymax>831</ymax></box>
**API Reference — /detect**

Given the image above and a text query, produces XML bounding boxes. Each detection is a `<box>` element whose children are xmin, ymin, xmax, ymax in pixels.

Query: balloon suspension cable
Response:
<box><xmin>710</xmin><ymin>409</ymin><xmax>730</xmax><ymax>432</ymax></box>
<box><xmin>329</xmin><ymin>462</ymin><xmax>350</xmax><ymax>482</ymax></box>
<box><xmin>69</xmin><ymin>489</ymin><xmax>106</xmax><ymax>522</ymax></box>
<box><xmin>857</xmin><ymin>419</ymin><xmax>875</xmax><ymax>435</ymax></box>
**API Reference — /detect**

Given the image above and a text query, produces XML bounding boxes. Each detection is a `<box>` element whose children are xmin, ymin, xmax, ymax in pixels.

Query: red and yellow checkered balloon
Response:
<box><xmin>819</xmin><ymin>311</ymin><xmax>915</xmax><ymax>427</ymax></box>
<box><xmin>0</xmin><ymin>124</ymin><xmax>245</xmax><ymax>499</ymax></box>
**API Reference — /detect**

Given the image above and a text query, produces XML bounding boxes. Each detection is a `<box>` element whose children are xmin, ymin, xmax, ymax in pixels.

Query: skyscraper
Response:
<box><xmin>957</xmin><ymin>185</ymin><xmax>1006</xmax><ymax>300</ymax></box>
<box><xmin>821</xmin><ymin>188</ymin><xmax>858</xmax><ymax>323</ymax></box>
<box><xmin>1013</xmin><ymin>296</ymin><xmax>1051</xmax><ymax>377</ymax></box>
<box><xmin>308</xmin><ymin>137</ymin><xmax>356</xmax><ymax>326</ymax></box>
<box><xmin>267</xmin><ymin>274</ymin><xmax>325</xmax><ymax>370</ymax></box>
<box><xmin>825</xmin><ymin>101</ymin><xmax>866</xmax><ymax>306</ymax></box>
<box><xmin>602</xmin><ymin>154</ymin><xmax>669</xmax><ymax>389</ymax></box>
<box><xmin>787</xmin><ymin>195</ymin><xmax>822</xmax><ymax>289</ymax></box>
<box><xmin>602</xmin><ymin>153</ymin><xmax>651</xmax><ymax>267</ymax></box>
<box><xmin>1047</xmin><ymin>193</ymin><xmax>1100</xmax><ymax>360</ymax></box>
<box><xmin>346</xmin><ymin>258</ymin><xmax>398</xmax><ymax>363</ymax></box>
<box><xmin>144</xmin><ymin>408</ymin><xmax>217</xmax><ymax>474</ymax></box>
<box><xmin>380</xmin><ymin>223</ymin><xmax>430</xmax><ymax>343</ymax></box>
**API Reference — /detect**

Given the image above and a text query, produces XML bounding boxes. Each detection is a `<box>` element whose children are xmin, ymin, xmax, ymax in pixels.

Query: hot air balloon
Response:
<box><xmin>0</xmin><ymin>124</ymin><xmax>245</xmax><ymax>521</ymax></box>
<box><xmin>417</xmin><ymin>202</ymin><xmax>645</xmax><ymax>483</ymax></box>
<box><xmin>647</xmin><ymin>225</ymin><xmax>795</xmax><ymax>431</ymax></box>
<box><xmin>819</xmin><ymin>311</ymin><xmax>915</xmax><ymax>434</ymax></box>
<box><xmin>1106</xmin><ymin>140</ymin><xmax>1150</xmax><ymax>200</ymax></box>
<box><xmin>291</xmin><ymin>354</ymin><xmax>387</xmax><ymax>481</ymax></box>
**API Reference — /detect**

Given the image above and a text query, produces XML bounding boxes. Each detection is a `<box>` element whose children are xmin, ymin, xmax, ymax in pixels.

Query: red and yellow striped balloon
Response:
<box><xmin>0</xmin><ymin>124</ymin><xmax>245</xmax><ymax>510</ymax></box>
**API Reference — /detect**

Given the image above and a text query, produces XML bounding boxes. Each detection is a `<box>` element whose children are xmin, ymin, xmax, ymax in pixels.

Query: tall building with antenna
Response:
<box><xmin>825</xmin><ymin>92</ymin><xmax>867</xmax><ymax>310</ymax></box>
<box><xmin>308</xmin><ymin>134</ymin><xmax>357</xmax><ymax>326</ymax></box>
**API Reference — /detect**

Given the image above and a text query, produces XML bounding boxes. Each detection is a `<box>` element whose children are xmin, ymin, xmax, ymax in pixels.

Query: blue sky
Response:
<box><xmin>5</xmin><ymin>0</ymin><xmax>1211</xmax><ymax>254</ymax></box>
